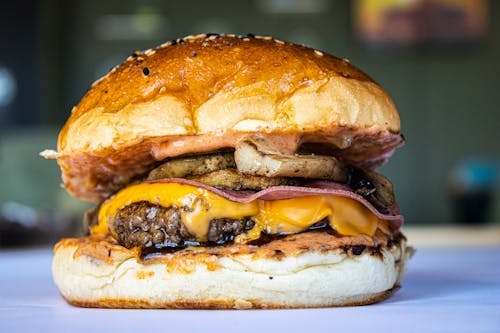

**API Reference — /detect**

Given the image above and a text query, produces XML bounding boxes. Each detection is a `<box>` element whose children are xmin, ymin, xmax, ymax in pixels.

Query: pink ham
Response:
<box><xmin>144</xmin><ymin>178</ymin><xmax>404</xmax><ymax>230</ymax></box>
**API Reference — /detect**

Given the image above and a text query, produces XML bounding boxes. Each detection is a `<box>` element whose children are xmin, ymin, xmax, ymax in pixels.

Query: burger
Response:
<box><xmin>42</xmin><ymin>33</ymin><xmax>412</xmax><ymax>309</ymax></box>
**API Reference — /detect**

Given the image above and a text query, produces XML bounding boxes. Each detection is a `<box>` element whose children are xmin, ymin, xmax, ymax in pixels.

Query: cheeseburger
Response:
<box><xmin>42</xmin><ymin>33</ymin><xmax>412</xmax><ymax>309</ymax></box>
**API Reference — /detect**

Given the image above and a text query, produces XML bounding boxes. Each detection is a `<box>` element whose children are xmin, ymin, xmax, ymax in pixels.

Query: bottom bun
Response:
<box><xmin>52</xmin><ymin>231</ymin><xmax>412</xmax><ymax>309</ymax></box>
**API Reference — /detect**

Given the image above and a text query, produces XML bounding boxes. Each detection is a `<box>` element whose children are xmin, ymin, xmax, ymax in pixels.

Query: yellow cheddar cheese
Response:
<box><xmin>93</xmin><ymin>182</ymin><xmax>386</xmax><ymax>241</ymax></box>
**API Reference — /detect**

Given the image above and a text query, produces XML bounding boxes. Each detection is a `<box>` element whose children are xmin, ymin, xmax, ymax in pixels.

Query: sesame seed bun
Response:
<box><xmin>45</xmin><ymin>34</ymin><xmax>402</xmax><ymax>203</ymax></box>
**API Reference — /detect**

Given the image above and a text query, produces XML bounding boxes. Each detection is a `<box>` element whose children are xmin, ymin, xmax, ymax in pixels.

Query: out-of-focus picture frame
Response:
<box><xmin>354</xmin><ymin>0</ymin><xmax>489</xmax><ymax>48</ymax></box>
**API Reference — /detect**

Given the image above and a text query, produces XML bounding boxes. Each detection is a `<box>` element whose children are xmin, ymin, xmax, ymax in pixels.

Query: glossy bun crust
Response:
<box><xmin>52</xmin><ymin>231</ymin><xmax>411</xmax><ymax>309</ymax></box>
<box><xmin>50</xmin><ymin>34</ymin><xmax>403</xmax><ymax>202</ymax></box>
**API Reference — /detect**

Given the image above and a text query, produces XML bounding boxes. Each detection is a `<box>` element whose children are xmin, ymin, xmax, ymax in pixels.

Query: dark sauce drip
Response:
<box><xmin>141</xmin><ymin>241</ymin><xmax>201</xmax><ymax>260</ymax></box>
<box><xmin>246</xmin><ymin>233</ymin><xmax>286</xmax><ymax>247</ymax></box>
<box><xmin>347</xmin><ymin>167</ymin><xmax>376</xmax><ymax>197</ymax></box>
<box><xmin>351</xmin><ymin>244</ymin><xmax>366</xmax><ymax>255</ymax></box>
<box><xmin>139</xmin><ymin>227</ymin><xmax>403</xmax><ymax>261</ymax></box>
<box><xmin>140</xmin><ymin>222</ymin><xmax>333</xmax><ymax>259</ymax></box>
<box><xmin>247</xmin><ymin>219</ymin><xmax>331</xmax><ymax>246</ymax></box>
<box><xmin>140</xmin><ymin>229</ymin><xmax>403</xmax><ymax>261</ymax></box>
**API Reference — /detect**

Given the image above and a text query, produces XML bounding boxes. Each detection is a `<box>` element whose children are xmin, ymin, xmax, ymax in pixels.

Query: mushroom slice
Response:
<box><xmin>234</xmin><ymin>137</ymin><xmax>349</xmax><ymax>182</ymax></box>
<box><xmin>148</xmin><ymin>152</ymin><xmax>235</xmax><ymax>180</ymax></box>
<box><xmin>188</xmin><ymin>168</ymin><xmax>289</xmax><ymax>190</ymax></box>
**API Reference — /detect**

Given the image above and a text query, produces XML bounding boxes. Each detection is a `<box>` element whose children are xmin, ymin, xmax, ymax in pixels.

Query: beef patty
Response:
<box><xmin>111</xmin><ymin>201</ymin><xmax>255</xmax><ymax>249</ymax></box>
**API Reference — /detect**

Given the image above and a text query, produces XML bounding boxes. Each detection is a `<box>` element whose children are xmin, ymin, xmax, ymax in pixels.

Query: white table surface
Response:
<box><xmin>0</xmin><ymin>245</ymin><xmax>499</xmax><ymax>333</ymax></box>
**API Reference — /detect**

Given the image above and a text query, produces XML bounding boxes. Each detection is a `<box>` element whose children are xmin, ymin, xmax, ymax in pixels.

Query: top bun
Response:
<box><xmin>49</xmin><ymin>34</ymin><xmax>403</xmax><ymax>202</ymax></box>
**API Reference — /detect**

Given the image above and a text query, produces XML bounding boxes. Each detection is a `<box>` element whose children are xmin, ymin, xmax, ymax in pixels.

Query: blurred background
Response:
<box><xmin>0</xmin><ymin>0</ymin><xmax>499</xmax><ymax>246</ymax></box>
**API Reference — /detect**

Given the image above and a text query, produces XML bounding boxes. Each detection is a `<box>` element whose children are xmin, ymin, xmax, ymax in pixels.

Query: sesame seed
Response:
<box><xmin>314</xmin><ymin>50</ymin><xmax>323</xmax><ymax>56</ymax></box>
<box><xmin>274</xmin><ymin>39</ymin><xmax>285</xmax><ymax>44</ymax></box>
<box><xmin>343</xmin><ymin>58</ymin><xmax>350</xmax><ymax>63</ymax></box>
<box><xmin>191</xmin><ymin>51</ymin><xmax>197</xmax><ymax>57</ymax></box>
<box><xmin>143</xmin><ymin>67</ymin><xmax>150</xmax><ymax>75</ymax></box>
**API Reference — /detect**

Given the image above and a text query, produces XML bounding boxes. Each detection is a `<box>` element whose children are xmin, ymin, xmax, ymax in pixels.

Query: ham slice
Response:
<box><xmin>145</xmin><ymin>178</ymin><xmax>404</xmax><ymax>230</ymax></box>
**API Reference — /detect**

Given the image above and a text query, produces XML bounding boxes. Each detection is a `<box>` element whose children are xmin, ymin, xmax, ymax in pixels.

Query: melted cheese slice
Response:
<box><xmin>94</xmin><ymin>182</ymin><xmax>387</xmax><ymax>241</ymax></box>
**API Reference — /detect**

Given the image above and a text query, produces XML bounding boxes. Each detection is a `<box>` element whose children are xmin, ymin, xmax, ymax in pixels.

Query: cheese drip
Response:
<box><xmin>94</xmin><ymin>183</ymin><xmax>387</xmax><ymax>241</ymax></box>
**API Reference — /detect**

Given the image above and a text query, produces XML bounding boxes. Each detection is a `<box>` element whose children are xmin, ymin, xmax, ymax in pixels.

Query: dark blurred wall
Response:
<box><xmin>0</xmin><ymin>0</ymin><xmax>40</xmax><ymax>128</ymax></box>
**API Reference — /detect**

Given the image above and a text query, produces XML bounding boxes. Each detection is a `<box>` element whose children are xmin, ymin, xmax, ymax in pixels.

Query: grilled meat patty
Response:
<box><xmin>111</xmin><ymin>201</ymin><xmax>255</xmax><ymax>249</ymax></box>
